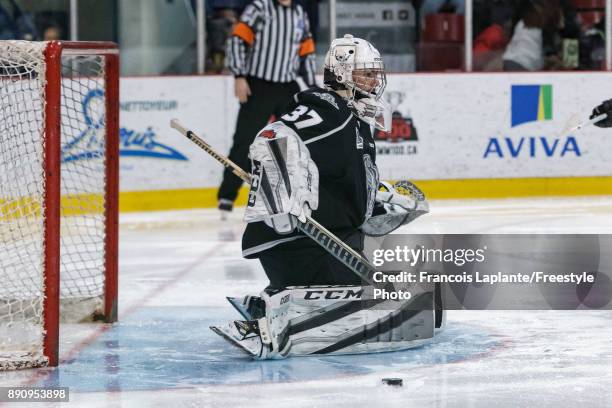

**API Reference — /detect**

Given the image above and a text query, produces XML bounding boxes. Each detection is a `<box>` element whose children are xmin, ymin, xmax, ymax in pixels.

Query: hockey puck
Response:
<box><xmin>382</xmin><ymin>378</ymin><xmax>403</xmax><ymax>386</ymax></box>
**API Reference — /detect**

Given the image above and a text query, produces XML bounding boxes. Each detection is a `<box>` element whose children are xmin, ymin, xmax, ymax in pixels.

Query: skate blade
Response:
<box><xmin>210</xmin><ymin>325</ymin><xmax>258</xmax><ymax>357</ymax></box>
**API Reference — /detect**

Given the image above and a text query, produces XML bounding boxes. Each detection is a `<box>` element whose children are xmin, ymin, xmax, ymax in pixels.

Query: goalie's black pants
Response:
<box><xmin>218</xmin><ymin>77</ymin><xmax>301</xmax><ymax>204</ymax></box>
<box><xmin>257</xmin><ymin>233</ymin><xmax>364</xmax><ymax>289</ymax></box>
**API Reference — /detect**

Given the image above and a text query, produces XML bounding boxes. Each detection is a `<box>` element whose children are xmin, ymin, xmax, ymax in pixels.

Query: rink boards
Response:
<box><xmin>116</xmin><ymin>72</ymin><xmax>612</xmax><ymax>211</ymax></box>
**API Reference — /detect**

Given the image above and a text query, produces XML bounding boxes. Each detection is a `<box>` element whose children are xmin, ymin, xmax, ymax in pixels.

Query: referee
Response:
<box><xmin>218</xmin><ymin>0</ymin><xmax>317</xmax><ymax>215</ymax></box>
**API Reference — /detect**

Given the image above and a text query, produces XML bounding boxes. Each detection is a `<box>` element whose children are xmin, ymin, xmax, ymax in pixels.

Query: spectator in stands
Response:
<box><xmin>420</xmin><ymin>0</ymin><xmax>465</xmax><ymax>16</ymax></box>
<box><xmin>42</xmin><ymin>23</ymin><xmax>62</xmax><ymax>41</ymax></box>
<box><xmin>578</xmin><ymin>19</ymin><xmax>605</xmax><ymax>70</ymax></box>
<box><xmin>208</xmin><ymin>11</ymin><xmax>238</xmax><ymax>73</ymax></box>
<box><xmin>0</xmin><ymin>0</ymin><xmax>36</xmax><ymax>40</ymax></box>
<box><xmin>0</xmin><ymin>5</ymin><xmax>17</xmax><ymax>39</ymax></box>
<box><xmin>473</xmin><ymin>0</ymin><xmax>515</xmax><ymax>70</ymax></box>
<box><xmin>502</xmin><ymin>0</ymin><xmax>563</xmax><ymax>71</ymax></box>
<box><xmin>206</xmin><ymin>0</ymin><xmax>248</xmax><ymax>73</ymax></box>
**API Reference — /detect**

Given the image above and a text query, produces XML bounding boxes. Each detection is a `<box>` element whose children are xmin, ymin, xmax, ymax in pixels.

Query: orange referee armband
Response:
<box><xmin>299</xmin><ymin>38</ymin><xmax>315</xmax><ymax>56</ymax></box>
<box><xmin>232</xmin><ymin>22</ymin><xmax>255</xmax><ymax>46</ymax></box>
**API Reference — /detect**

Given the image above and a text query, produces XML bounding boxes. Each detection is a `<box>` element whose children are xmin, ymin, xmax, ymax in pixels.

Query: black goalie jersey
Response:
<box><xmin>242</xmin><ymin>87</ymin><xmax>379</xmax><ymax>258</ymax></box>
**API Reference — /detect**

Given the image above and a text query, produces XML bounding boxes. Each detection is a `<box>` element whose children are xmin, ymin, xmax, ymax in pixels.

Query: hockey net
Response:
<box><xmin>0</xmin><ymin>41</ymin><xmax>119</xmax><ymax>370</ymax></box>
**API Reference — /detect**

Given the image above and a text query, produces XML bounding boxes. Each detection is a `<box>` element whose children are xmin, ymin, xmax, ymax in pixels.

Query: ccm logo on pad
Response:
<box><xmin>304</xmin><ymin>289</ymin><xmax>364</xmax><ymax>300</ymax></box>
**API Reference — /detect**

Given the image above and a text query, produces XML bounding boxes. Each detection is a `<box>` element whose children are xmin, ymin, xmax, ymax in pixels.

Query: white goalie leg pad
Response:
<box><xmin>244</xmin><ymin>122</ymin><xmax>319</xmax><ymax>234</ymax></box>
<box><xmin>259</xmin><ymin>285</ymin><xmax>436</xmax><ymax>359</ymax></box>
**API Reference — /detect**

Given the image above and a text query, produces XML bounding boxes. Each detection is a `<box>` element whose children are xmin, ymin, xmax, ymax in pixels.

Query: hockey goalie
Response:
<box><xmin>211</xmin><ymin>34</ymin><xmax>441</xmax><ymax>359</ymax></box>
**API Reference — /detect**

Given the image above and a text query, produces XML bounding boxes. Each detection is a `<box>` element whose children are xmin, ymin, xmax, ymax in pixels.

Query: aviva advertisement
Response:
<box><xmin>381</xmin><ymin>73</ymin><xmax>612</xmax><ymax>182</ymax></box>
<box><xmin>483</xmin><ymin>84</ymin><xmax>581</xmax><ymax>160</ymax></box>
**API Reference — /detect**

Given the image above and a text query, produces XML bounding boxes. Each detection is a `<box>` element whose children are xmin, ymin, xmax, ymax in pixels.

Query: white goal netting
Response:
<box><xmin>0</xmin><ymin>41</ymin><xmax>110</xmax><ymax>370</ymax></box>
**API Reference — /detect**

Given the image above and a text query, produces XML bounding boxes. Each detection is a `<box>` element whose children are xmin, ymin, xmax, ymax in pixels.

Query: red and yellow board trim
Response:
<box><xmin>4</xmin><ymin>177</ymin><xmax>611</xmax><ymax>216</ymax></box>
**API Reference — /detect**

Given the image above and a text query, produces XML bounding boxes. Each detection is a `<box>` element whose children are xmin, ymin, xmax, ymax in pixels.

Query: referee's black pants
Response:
<box><xmin>218</xmin><ymin>76</ymin><xmax>300</xmax><ymax>203</ymax></box>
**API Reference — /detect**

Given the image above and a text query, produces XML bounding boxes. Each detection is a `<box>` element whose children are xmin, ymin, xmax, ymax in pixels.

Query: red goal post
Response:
<box><xmin>43</xmin><ymin>41</ymin><xmax>119</xmax><ymax>368</ymax></box>
<box><xmin>0</xmin><ymin>41</ymin><xmax>119</xmax><ymax>369</ymax></box>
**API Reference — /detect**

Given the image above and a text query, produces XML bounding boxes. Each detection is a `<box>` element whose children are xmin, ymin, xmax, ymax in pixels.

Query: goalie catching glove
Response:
<box><xmin>361</xmin><ymin>180</ymin><xmax>429</xmax><ymax>237</ymax></box>
<box><xmin>591</xmin><ymin>99</ymin><xmax>612</xmax><ymax>128</ymax></box>
<box><xmin>244</xmin><ymin>122</ymin><xmax>319</xmax><ymax>234</ymax></box>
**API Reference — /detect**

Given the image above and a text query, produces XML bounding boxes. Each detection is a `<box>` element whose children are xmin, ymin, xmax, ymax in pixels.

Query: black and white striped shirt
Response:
<box><xmin>226</xmin><ymin>0</ymin><xmax>317</xmax><ymax>86</ymax></box>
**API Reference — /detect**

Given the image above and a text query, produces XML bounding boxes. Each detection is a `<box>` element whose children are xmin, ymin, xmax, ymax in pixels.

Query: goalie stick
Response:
<box><xmin>170</xmin><ymin>119</ymin><xmax>380</xmax><ymax>286</ymax></box>
<box><xmin>558</xmin><ymin>113</ymin><xmax>607</xmax><ymax>136</ymax></box>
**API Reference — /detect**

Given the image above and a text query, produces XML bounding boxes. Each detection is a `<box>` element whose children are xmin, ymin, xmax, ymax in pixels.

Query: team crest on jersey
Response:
<box><xmin>311</xmin><ymin>92</ymin><xmax>339</xmax><ymax>110</ymax></box>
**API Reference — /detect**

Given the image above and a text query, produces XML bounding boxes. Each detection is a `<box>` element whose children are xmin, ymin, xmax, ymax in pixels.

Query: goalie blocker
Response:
<box><xmin>244</xmin><ymin>122</ymin><xmax>319</xmax><ymax>234</ymax></box>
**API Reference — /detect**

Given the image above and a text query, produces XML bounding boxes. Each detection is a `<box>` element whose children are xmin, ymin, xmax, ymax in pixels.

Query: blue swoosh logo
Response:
<box><xmin>61</xmin><ymin>89</ymin><xmax>188</xmax><ymax>163</ymax></box>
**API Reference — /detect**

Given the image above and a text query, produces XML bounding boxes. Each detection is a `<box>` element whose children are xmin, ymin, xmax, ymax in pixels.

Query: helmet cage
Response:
<box><xmin>347</xmin><ymin>61</ymin><xmax>387</xmax><ymax>101</ymax></box>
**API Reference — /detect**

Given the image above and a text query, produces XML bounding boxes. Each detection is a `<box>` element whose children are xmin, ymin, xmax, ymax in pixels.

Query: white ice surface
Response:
<box><xmin>1</xmin><ymin>196</ymin><xmax>611</xmax><ymax>408</ymax></box>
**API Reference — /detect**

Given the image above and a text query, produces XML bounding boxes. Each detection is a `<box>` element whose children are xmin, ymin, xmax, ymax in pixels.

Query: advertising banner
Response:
<box><xmin>119</xmin><ymin>76</ymin><xmax>235</xmax><ymax>191</ymax></box>
<box><xmin>380</xmin><ymin>72</ymin><xmax>612</xmax><ymax>180</ymax></box>
<box><xmin>116</xmin><ymin>72</ymin><xmax>612</xmax><ymax>208</ymax></box>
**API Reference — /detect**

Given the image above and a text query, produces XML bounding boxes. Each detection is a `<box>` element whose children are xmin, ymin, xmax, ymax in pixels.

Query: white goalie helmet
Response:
<box><xmin>324</xmin><ymin>34</ymin><xmax>391</xmax><ymax>131</ymax></box>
